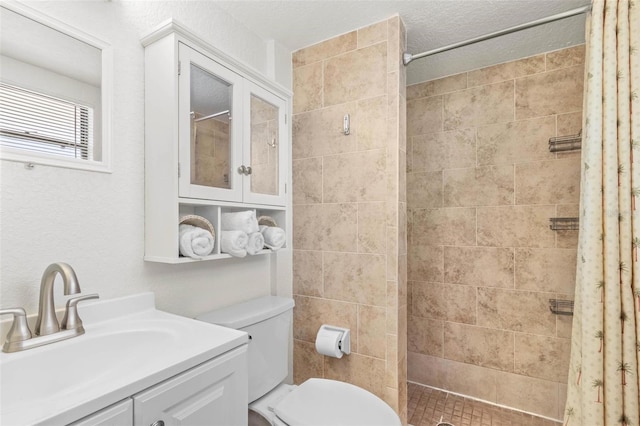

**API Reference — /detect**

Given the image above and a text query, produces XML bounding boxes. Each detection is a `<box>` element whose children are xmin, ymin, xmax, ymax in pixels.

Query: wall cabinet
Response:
<box><xmin>70</xmin><ymin>346</ymin><xmax>248</xmax><ymax>426</ymax></box>
<box><xmin>142</xmin><ymin>20</ymin><xmax>291</xmax><ymax>263</ymax></box>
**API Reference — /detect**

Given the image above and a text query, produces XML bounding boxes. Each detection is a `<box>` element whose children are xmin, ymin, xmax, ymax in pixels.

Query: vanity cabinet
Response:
<box><xmin>70</xmin><ymin>346</ymin><xmax>248</xmax><ymax>426</ymax></box>
<box><xmin>142</xmin><ymin>20</ymin><xmax>290</xmax><ymax>263</ymax></box>
<box><xmin>134</xmin><ymin>346</ymin><xmax>248</xmax><ymax>426</ymax></box>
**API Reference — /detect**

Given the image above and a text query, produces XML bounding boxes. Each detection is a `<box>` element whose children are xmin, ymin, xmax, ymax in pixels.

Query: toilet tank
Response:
<box><xmin>197</xmin><ymin>296</ymin><xmax>295</xmax><ymax>403</ymax></box>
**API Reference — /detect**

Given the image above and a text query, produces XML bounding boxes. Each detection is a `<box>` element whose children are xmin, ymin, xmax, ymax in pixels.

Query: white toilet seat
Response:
<box><xmin>273</xmin><ymin>378</ymin><xmax>401</xmax><ymax>426</ymax></box>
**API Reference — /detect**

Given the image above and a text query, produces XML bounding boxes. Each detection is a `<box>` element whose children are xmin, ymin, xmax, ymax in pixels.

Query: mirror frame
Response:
<box><xmin>0</xmin><ymin>0</ymin><xmax>113</xmax><ymax>173</ymax></box>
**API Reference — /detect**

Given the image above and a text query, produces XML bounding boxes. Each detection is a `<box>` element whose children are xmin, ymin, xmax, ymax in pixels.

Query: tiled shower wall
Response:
<box><xmin>406</xmin><ymin>45</ymin><xmax>585</xmax><ymax>420</ymax></box>
<box><xmin>291</xmin><ymin>17</ymin><xmax>408</xmax><ymax>421</ymax></box>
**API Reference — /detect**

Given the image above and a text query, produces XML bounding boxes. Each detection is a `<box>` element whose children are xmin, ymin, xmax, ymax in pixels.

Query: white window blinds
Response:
<box><xmin>0</xmin><ymin>82</ymin><xmax>94</xmax><ymax>160</ymax></box>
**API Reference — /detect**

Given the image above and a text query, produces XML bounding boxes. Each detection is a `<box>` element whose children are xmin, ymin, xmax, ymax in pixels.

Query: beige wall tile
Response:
<box><xmin>292</xmin><ymin>157</ymin><xmax>322</xmax><ymax>205</ymax></box>
<box><xmin>358</xmin><ymin>202</ymin><xmax>387</xmax><ymax>254</ymax></box>
<box><xmin>477</xmin><ymin>116</ymin><xmax>556</xmax><ymax>166</ymax></box>
<box><xmin>557</xmin><ymin>315</ymin><xmax>574</xmax><ymax>339</ymax></box>
<box><xmin>515</xmin><ymin>248</ymin><xmax>577</xmax><ymax>294</ymax></box>
<box><xmin>514</xmin><ymin>334</ymin><xmax>571</xmax><ymax>382</ymax></box>
<box><xmin>558</xmin><ymin>384</ymin><xmax>568</xmax><ymax>420</ymax></box>
<box><xmin>444</xmin><ymin>246</ymin><xmax>514</xmax><ymax>288</ymax></box>
<box><xmin>546</xmin><ymin>45</ymin><xmax>585</xmax><ymax>71</ymax></box>
<box><xmin>324</xmin><ymin>42</ymin><xmax>387</xmax><ymax>106</ymax></box>
<box><xmin>408</xmin><ymin>316</ymin><xmax>443</xmax><ymax>357</ymax></box>
<box><xmin>444</xmin><ymin>322</ymin><xmax>514</xmax><ymax>371</ymax></box>
<box><xmin>444</xmin><ymin>165</ymin><xmax>514</xmax><ymax>207</ymax></box>
<box><xmin>444</xmin><ymin>283</ymin><xmax>477</xmax><ymax>325</ymax></box>
<box><xmin>515</xmin><ymin>158</ymin><xmax>581</xmax><ymax>205</ymax></box>
<box><xmin>387</xmin><ymin>281</ymin><xmax>398</xmax><ymax>333</ymax></box>
<box><xmin>477</xmin><ymin>205</ymin><xmax>556</xmax><ymax>248</ymax></box>
<box><xmin>514</xmin><ymin>54</ymin><xmax>546</xmax><ymax>77</ymax></box>
<box><xmin>407</xmin><ymin>352</ymin><xmax>447</xmax><ymax>389</ymax></box>
<box><xmin>358</xmin><ymin>304</ymin><xmax>387</xmax><ymax>359</ymax></box>
<box><xmin>557</xmin><ymin>111</ymin><xmax>583</xmax><ymax>136</ymax></box>
<box><xmin>387</xmin><ymin>230</ymin><xmax>398</xmax><ymax>281</ymax></box>
<box><xmin>467</xmin><ymin>61</ymin><xmax>517</xmax><ymax>87</ymax></box>
<box><xmin>323</xmin><ymin>252</ymin><xmax>386</xmax><ymax>306</ymax></box>
<box><xmin>385</xmin><ymin>333</ymin><xmax>398</xmax><ymax>388</ymax></box>
<box><xmin>412</xmin><ymin>207</ymin><xmax>476</xmax><ymax>246</ymax></box>
<box><xmin>293</xmin><ymin>62</ymin><xmax>323</xmax><ymax>114</ymax></box>
<box><xmin>294</xmin><ymin>338</ymin><xmax>324</xmax><ymax>384</ymax></box>
<box><xmin>444</xmin><ymin>80</ymin><xmax>514</xmax><ymax>130</ymax></box>
<box><xmin>293</xmin><ymin>250</ymin><xmax>323</xmax><ymax>297</ymax></box>
<box><xmin>407</xmin><ymin>96</ymin><xmax>443</xmax><ymax>137</ymax></box>
<box><xmin>358</xmin><ymin>20</ymin><xmax>387</xmax><ymax>48</ymax></box>
<box><xmin>412</xmin><ymin>281</ymin><xmax>445</xmax><ymax>320</ymax></box>
<box><xmin>444</xmin><ymin>358</ymin><xmax>498</xmax><ymax>403</ymax></box>
<box><xmin>515</xmin><ymin>65</ymin><xmax>584</xmax><ymax>120</ymax></box>
<box><xmin>293</xmin><ymin>203</ymin><xmax>358</xmax><ymax>252</ymax></box>
<box><xmin>325</xmin><ymin>352</ymin><xmax>386</xmax><ymax>398</ymax></box>
<box><xmin>293</xmin><ymin>295</ymin><xmax>358</xmax><ymax>347</ymax></box>
<box><xmin>386</xmin><ymin>17</ymin><xmax>399</xmax><ymax>74</ymax></box>
<box><xmin>412</xmin><ymin>128</ymin><xmax>476</xmax><ymax>172</ymax></box>
<box><xmin>293</xmin><ymin>102</ymin><xmax>357</xmax><ymax>159</ymax></box>
<box><xmin>495</xmin><ymin>371</ymin><xmax>560</xmax><ymax>419</ymax></box>
<box><xmin>408</xmin><ymin>244</ymin><xmax>444</xmax><ymax>283</ymax></box>
<box><xmin>323</xmin><ymin>149</ymin><xmax>386</xmax><ymax>203</ymax></box>
<box><xmin>406</xmin><ymin>73</ymin><xmax>467</xmax><ymax>100</ymax></box>
<box><xmin>357</xmin><ymin>95</ymin><xmax>388</xmax><ymax>150</ymax></box>
<box><xmin>407</xmin><ymin>171</ymin><xmax>443</xmax><ymax>209</ymax></box>
<box><xmin>477</xmin><ymin>288</ymin><xmax>556</xmax><ymax>335</ymax></box>
<box><xmin>293</xmin><ymin>31</ymin><xmax>357</xmax><ymax>68</ymax></box>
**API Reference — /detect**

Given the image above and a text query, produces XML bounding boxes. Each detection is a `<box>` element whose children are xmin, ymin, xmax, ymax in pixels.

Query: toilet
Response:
<box><xmin>197</xmin><ymin>295</ymin><xmax>402</xmax><ymax>426</ymax></box>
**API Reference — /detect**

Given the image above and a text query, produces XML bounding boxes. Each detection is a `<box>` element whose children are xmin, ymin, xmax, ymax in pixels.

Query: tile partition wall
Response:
<box><xmin>291</xmin><ymin>17</ymin><xmax>408</xmax><ymax>422</ymax></box>
<box><xmin>406</xmin><ymin>45</ymin><xmax>585</xmax><ymax>421</ymax></box>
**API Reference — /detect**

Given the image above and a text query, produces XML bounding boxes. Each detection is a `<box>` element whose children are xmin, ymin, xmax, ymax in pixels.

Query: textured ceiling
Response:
<box><xmin>214</xmin><ymin>0</ymin><xmax>589</xmax><ymax>85</ymax></box>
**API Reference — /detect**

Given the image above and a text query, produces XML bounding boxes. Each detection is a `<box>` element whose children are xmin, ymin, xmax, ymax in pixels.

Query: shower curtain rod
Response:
<box><xmin>403</xmin><ymin>4</ymin><xmax>592</xmax><ymax>66</ymax></box>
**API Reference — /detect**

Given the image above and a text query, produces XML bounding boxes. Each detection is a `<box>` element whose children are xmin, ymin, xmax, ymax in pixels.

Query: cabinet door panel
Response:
<box><xmin>133</xmin><ymin>346</ymin><xmax>248</xmax><ymax>426</ymax></box>
<box><xmin>179</xmin><ymin>43</ymin><xmax>243</xmax><ymax>202</ymax></box>
<box><xmin>243</xmin><ymin>81</ymin><xmax>287</xmax><ymax>206</ymax></box>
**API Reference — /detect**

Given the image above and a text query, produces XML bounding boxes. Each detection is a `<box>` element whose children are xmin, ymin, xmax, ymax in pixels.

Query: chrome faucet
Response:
<box><xmin>0</xmin><ymin>263</ymin><xmax>99</xmax><ymax>352</ymax></box>
<box><xmin>35</xmin><ymin>262</ymin><xmax>81</xmax><ymax>336</ymax></box>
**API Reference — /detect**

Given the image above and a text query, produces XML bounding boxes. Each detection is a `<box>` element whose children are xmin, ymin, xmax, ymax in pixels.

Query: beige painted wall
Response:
<box><xmin>291</xmin><ymin>16</ymin><xmax>408</xmax><ymax>422</ymax></box>
<box><xmin>406</xmin><ymin>45</ymin><xmax>585</xmax><ymax>421</ymax></box>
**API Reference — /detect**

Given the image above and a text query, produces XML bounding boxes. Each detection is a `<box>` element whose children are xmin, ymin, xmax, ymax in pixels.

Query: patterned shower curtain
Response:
<box><xmin>564</xmin><ymin>1</ymin><xmax>639</xmax><ymax>425</ymax></box>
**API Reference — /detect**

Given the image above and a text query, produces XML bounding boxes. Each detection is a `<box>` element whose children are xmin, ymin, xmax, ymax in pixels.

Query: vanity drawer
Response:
<box><xmin>70</xmin><ymin>399</ymin><xmax>133</xmax><ymax>426</ymax></box>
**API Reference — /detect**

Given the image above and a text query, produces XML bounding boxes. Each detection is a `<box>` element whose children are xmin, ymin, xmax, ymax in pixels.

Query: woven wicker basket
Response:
<box><xmin>257</xmin><ymin>215</ymin><xmax>278</xmax><ymax>227</ymax></box>
<box><xmin>179</xmin><ymin>215</ymin><xmax>215</xmax><ymax>238</ymax></box>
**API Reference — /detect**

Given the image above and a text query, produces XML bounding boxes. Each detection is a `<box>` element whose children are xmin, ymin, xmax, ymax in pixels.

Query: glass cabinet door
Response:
<box><xmin>178</xmin><ymin>43</ymin><xmax>243</xmax><ymax>201</ymax></box>
<box><xmin>242</xmin><ymin>81</ymin><xmax>286</xmax><ymax>205</ymax></box>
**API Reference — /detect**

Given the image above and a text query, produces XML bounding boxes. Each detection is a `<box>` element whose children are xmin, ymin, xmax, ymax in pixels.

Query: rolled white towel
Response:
<box><xmin>246</xmin><ymin>232</ymin><xmax>265</xmax><ymax>255</ymax></box>
<box><xmin>220</xmin><ymin>230</ymin><xmax>249</xmax><ymax>258</ymax></box>
<box><xmin>259</xmin><ymin>225</ymin><xmax>286</xmax><ymax>251</ymax></box>
<box><xmin>179</xmin><ymin>224</ymin><xmax>214</xmax><ymax>259</ymax></box>
<box><xmin>221</xmin><ymin>210</ymin><xmax>259</xmax><ymax>234</ymax></box>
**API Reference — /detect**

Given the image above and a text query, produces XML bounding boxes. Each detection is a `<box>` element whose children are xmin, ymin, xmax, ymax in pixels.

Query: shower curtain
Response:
<box><xmin>564</xmin><ymin>1</ymin><xmax>639</xmax><ymax>425</ymax></box>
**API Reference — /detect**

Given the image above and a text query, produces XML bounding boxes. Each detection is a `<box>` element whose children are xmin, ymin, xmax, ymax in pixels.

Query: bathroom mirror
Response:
<box><xmin>0</xmin><ymin>2</ymin><xmax>112</xmax><ymax>172</ymax></box>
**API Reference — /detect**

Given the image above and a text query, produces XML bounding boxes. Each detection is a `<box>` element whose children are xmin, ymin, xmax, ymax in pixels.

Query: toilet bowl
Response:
<box><xmin>197</xmin><ymin>296</ymin><xmax>401</xmax><ymax>426</ymax></box>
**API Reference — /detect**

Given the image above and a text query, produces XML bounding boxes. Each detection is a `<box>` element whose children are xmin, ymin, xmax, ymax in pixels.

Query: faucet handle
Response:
<box><xmin>0</xmin><ymin>308</ymin><xmax>32</xmax><ymax>351</ymax></box>
<box><xmin>61</xmin><ymin>294</ymin><xmax>99</xmax><ymax>332</ymax></box>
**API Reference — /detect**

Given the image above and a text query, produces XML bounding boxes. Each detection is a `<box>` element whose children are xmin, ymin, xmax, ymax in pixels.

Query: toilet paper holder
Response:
<box><xmin>316</xmin><ymin>324</ymin><xmax>351</xmax><ymax>356</ymax></box>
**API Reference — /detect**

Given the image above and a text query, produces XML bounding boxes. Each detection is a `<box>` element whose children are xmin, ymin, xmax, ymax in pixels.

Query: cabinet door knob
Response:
<box><xmin>150</xmin><ymin>421</ymin><xmax>165</xmax><ymax>426</ymax></box>
<box><xmin>237</xmin><ymin>165</ymin><xmax>247</xmax><ymax>175</ymax></box>
<box><xmin>245</xmin><ymin>166</ymin><xmax>252</xmax><ymax>175</ymax></box>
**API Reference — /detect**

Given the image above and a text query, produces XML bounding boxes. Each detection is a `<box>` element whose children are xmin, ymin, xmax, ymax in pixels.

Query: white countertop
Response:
<box><xmin>0</xmin><ymin>292</ymin><xmax>247</xmax><ymax>425</ymax></box>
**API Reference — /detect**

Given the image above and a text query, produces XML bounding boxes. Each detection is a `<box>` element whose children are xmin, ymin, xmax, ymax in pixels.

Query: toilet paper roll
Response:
<box><xmin>315</xmin><ymin>327</ymin><xmax>344</xmax><ymax>358</ymax></box>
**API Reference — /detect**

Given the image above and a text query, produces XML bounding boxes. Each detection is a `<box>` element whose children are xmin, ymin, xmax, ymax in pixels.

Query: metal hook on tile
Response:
<box><xmin>343</xmin><ymin>114</ymin><xmax>350</xmax><ymax>136</ymax></box>
<box><xmin>24</xmin><ymin>162</ymin><xmax>35</xmax><ymax>170</ymax></box>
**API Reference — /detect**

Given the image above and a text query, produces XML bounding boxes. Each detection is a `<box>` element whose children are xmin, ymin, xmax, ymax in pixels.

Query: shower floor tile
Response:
<box><xmin>407</xmin><ymin>382</ymin><xmax>561</xmax><ymax>426</ymax></box>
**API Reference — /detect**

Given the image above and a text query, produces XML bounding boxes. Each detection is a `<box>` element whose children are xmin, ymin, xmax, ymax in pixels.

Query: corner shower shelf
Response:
<box><xmin>549</xmin><ymin>217</ymin><xmax>579</xmax><ymax>231</ymax></box>
<box><xmin>549</xmin><ymin>299</ymin><xmax>574</xmax><ymax>316</ymax></box>
<box><xmin>549</xmin><ymin>130</ymin><xmax>582</xmax><ymax>152</ymax></box>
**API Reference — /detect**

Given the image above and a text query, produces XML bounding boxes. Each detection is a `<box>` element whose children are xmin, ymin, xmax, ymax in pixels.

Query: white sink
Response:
<box><xmin>0</xmin><ymin>293</ymin><xmax>247</xmax><ymax>425</ymax></box>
